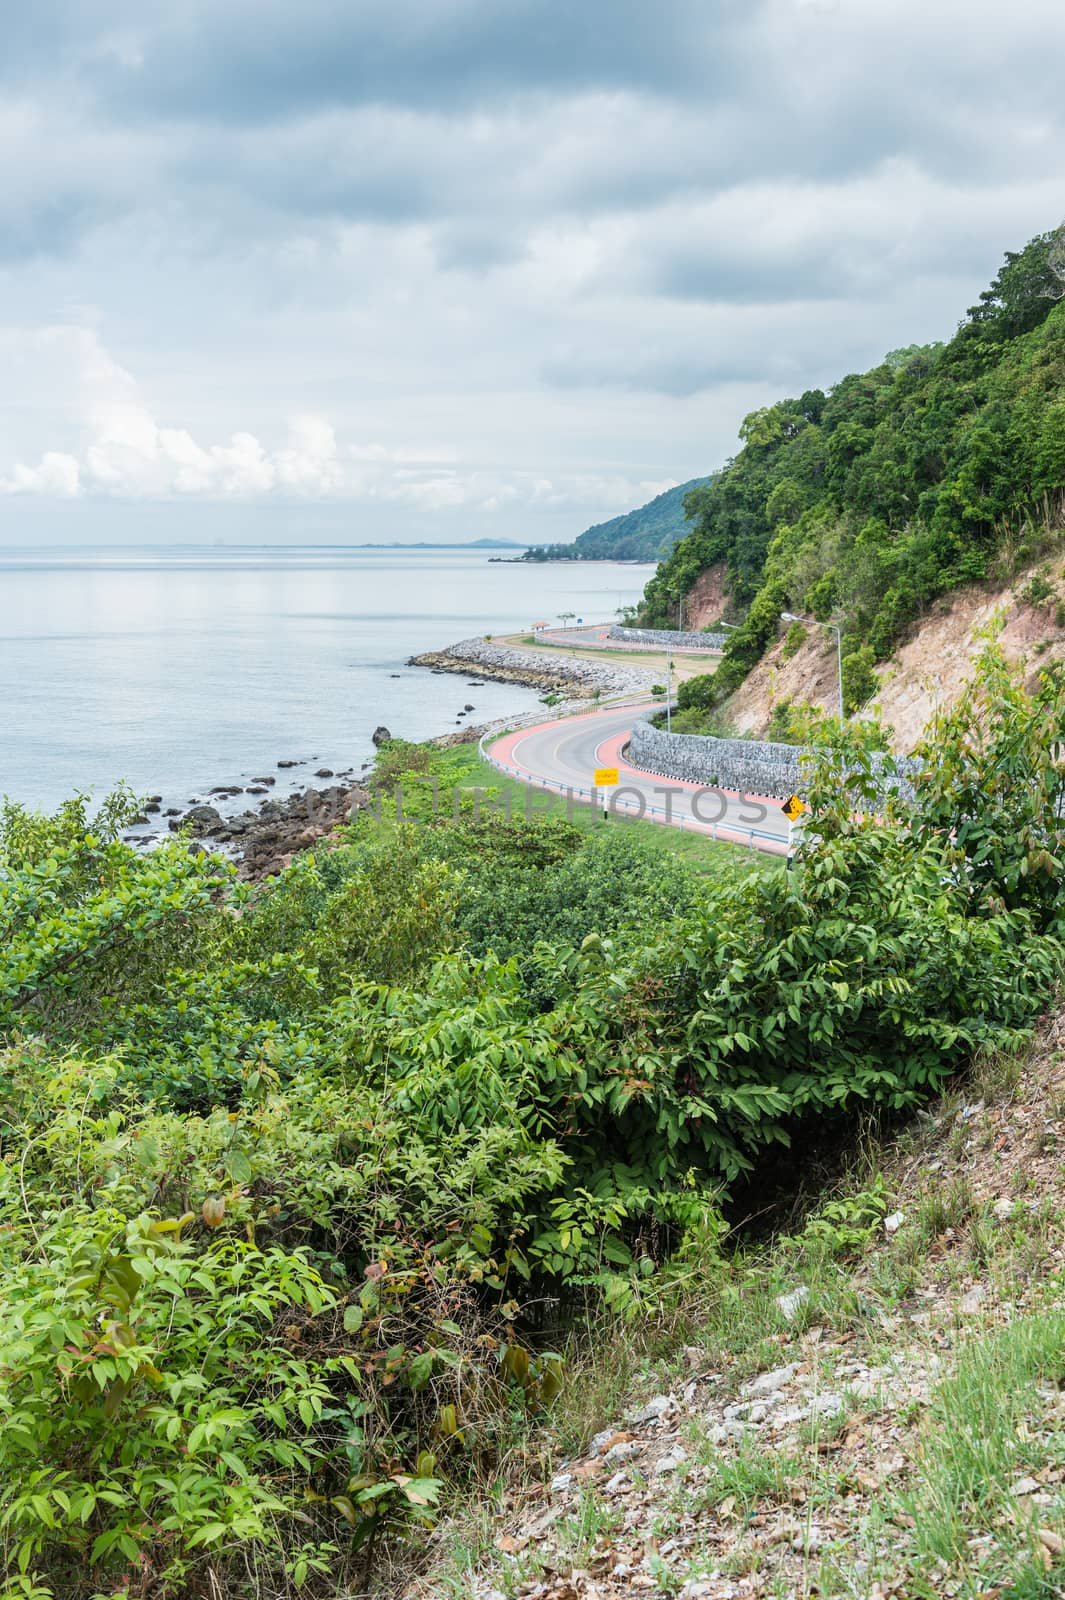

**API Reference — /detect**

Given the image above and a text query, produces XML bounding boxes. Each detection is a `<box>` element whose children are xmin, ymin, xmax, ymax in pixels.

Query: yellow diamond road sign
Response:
<box><xmin>594</xmin><ymin>767</ymin><xmax>619</xmax><ymax>787</ymax></box>
<box><xmin>781</xmin><ymin>794</ymin><xmax>806</xmax><ymax>822</ymax></box>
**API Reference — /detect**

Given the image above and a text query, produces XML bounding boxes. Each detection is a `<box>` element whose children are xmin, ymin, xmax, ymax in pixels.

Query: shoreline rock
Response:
<box><xmin>160</xmin><ymin>782</ymin><xmax>370</xmax><ymax>880</ymax></box>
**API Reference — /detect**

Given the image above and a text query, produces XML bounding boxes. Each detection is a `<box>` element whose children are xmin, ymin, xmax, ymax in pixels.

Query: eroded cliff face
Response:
<box><xmin>682</xmin><ymin>563</ymin><xmax>729</xmax><ymax>629</ymax></box>
<box><xmin>720</xmin><ymin>562</ymin><xmax>1065</xmax><ymax>752</ymax></box>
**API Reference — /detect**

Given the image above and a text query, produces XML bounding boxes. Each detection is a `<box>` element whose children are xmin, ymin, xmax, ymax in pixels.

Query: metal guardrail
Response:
<box><xmin>478</xmin><ymin>720</ymin><xmax>789</xmax><ymax>856</ymax></box>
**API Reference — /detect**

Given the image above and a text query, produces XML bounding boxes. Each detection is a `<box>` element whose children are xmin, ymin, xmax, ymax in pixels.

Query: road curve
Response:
<box><xmin>484</xmin><ymin>705</ymin><xmax>791</xmax><ymax>856</ymax></box>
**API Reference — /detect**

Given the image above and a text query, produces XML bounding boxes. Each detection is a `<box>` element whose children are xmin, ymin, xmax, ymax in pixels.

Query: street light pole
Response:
<box><xmin>781</xmin><ymin>612</ymin><xmax>844</xmax><ymax>722</ymax></box>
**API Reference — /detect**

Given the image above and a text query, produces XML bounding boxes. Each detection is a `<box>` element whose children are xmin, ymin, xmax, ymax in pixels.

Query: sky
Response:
<box><xmin>0</xmin><ymin>0</ymin><xmax>1063</xmax><ymax>546</ymax></box>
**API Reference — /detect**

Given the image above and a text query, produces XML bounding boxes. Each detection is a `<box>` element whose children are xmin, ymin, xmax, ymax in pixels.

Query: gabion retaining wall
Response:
<box><xmin>609</xmin><ymin>625</ymin><xmax>726</xmax><ymax>651</ymax></box>
<box><xmin>627</xmin><ymin>720</ymin><xmax>919</xmax><ymax>803</ymax></box>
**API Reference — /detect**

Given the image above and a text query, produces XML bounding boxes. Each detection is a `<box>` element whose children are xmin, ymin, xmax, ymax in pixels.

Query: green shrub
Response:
<box><xmin>1019</xmin><ymin>567</ymin><xmax>1057</xmax><ymax>608</ymax></box>
<box><xmin>841</xmin><ymin>643</ymin><xmax>879</xmax><ymax>714</ymax></box>
<box><xmin>0</xmin><ymin>1204</ymin><xmax>340</xmax><ymax>1597</ymax></box>
<box><xmin>781</xmin><ymin>621</ymin><xmax>807</xmax><ymax>660</ymax></box>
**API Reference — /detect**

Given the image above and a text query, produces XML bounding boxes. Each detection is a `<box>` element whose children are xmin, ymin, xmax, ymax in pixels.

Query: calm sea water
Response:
<box><xmin>1</xmin><ymin>546</ymin><xmax>654</xmax><ymax>814</ymax></box>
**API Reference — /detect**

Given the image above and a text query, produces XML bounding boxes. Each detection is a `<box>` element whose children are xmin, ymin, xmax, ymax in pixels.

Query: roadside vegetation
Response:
<box><xmin>2</xmin><ymin>645</ymin><xmax>1065</xmax><ymax>1598</ymax></box>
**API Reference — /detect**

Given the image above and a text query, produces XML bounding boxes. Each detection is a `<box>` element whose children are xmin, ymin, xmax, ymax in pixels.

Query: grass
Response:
<box><xmin>898</xmin><ymin>1310</ymin><xmax>1065</xmax><ymax>1598</ymax></box>
<box><xmin>697</xmin><ymin>1440</ymin><xmax>805</xmax><ymax>1513</ymax></box>
<box><xmin>438</xmin><ymin>742</ymin><xmax>780</xmax><ymax>884</ymax></box>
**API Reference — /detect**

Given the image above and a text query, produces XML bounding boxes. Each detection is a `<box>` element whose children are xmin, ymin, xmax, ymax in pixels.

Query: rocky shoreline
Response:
<box><xmin>161</xmin><ymin>780</ymin><xmax>371</xmax><ymax>881</ymax></box>
<box><xmin>135</xmin><ymin>631</ymin><xmax>652</xmax><ymax>880</ymax></box>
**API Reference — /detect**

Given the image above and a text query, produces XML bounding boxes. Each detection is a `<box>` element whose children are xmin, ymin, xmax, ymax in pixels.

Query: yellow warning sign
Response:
<box><xmin>781</xmin><ymin>794</ymin><xmax>806</xmax><ymax>822</ymax></box>
<box><xmin>594</xmin><ymin>767</ymin><xmax>619</xmax><ymax>787</ymax></box>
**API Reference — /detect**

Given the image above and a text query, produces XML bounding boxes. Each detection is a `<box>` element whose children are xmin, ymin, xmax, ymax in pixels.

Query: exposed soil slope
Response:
<box><xmin>726</xmin><ymin>559</ymin><xmax>1065</xmax><ymax>751</ymax></box>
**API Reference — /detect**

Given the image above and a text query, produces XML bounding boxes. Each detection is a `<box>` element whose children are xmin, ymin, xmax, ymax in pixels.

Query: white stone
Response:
<box><xmin>745</xmin><ymin>1363</ymin><xmax>800</xmax><ymax>1395</ymax></box>
<box><xmin>809</xmin><ymin>1392</ymin><xmax>844</xmax><ymax>1420</ymax></box>
<box><xmin>630</xmin><ymin>1393</ymin><xmax>677</xmax><ymax>1425</ymax></box>
<box><xmin>655</xmin><ymin>1448</ymin><xmax>688</xmax><ymax>1476</ymax></box>
<box><xmin>959</xmin><ymin>1284</ymin><xmax>986</xmax><ymax>1314</ymax></box>
<box><xmin>773</xmin><ymin>1405</ymin><xmax>810</xmax><ymax>1427</ymax></box>
<box><xmin>549</xmin><ymin>1472</ymin><xmax>573</xmax><ymax>1493</ymax></box>
<box><xmin>883</xmin><ymin>1210</ymin><xmax>905</xmax><ymax>1234</ymax></box>
<box><xmin>603</xmin><ymin>1439</ymin><xmax>642</xmax><ymax>1466</ymax></box>
<box><xmin>776</xmin><ymin>1286</ymin><xmax>810</xmax><ymax>1321</ymax></box>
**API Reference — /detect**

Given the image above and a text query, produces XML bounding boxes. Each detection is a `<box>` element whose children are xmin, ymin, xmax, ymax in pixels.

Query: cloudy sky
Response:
<box><xmin>1</xmin><ymin>0</ymin><xmax>1062</xmax><ymax>545</ymax></box>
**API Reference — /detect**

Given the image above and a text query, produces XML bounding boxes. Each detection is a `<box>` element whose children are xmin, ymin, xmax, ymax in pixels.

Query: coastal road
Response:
<box><xmin>484</xmin><ymin>705</ymin><xmax>791</xmax><ymax>855</ymax></box>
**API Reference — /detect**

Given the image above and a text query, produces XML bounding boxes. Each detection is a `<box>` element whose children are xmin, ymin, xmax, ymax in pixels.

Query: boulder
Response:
<box><xmin>372</xmin><ymin>725</ymin><xmax>392</xmax><ymax>747</ymax></box>
<box><xmin>169</xmin><ymin>804</ymin><xmax>224</xmax><ymax>837</ymax></box>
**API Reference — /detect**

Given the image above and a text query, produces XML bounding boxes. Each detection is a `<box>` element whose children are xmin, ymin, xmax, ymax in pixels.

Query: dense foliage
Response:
<box><xmin>522</xmin><ymin>476</ymin><xmax>711</xmax><ymax>563</ymax></box>
<box><xmin>640</xmin><ymin>227</ymin><xmax>1065</xmax><ymax>706</ymax></box>
<box><xmin>2</xmin><ymin>655</ymin><xmax>1065</xmax><ymax>1597</ymax></box>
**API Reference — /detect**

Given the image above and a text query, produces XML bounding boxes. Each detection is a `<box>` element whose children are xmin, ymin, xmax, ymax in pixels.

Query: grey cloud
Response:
<box><xmin>540</xmin><ymin>349</ymin><xmax>761</xmax><ymax>398</ymax></box>
<box><xmin>4</xmin><ymin>1</ymin><xmax>1065</xmax><ymax>265</ymax></box>
<box><xmin>85</xmin><ymin>1</ymin><xmax>748</xmax><ymax>123</ymax></box>
<box><xmin>2</xmin><ymin>0</ymin><xmax>1065</xmax><ymax>543</ymax></box>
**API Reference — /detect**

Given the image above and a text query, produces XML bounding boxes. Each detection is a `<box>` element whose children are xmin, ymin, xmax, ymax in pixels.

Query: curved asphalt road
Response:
<box><xmin>486</xmin><ymin>705</ymin><xmax>791</xmax><ymax>855</ymax></box>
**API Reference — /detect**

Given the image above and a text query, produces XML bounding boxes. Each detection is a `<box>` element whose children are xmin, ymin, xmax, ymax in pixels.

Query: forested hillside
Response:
<box><xmin>638</xmin><ymin>227</ymin><xmax>1065</xmax><ymax>707</ymax></box>
<box><xmin>522</xmin><ymin>476</ymin><xmax>710</xmax><ymax>562</ymax></box>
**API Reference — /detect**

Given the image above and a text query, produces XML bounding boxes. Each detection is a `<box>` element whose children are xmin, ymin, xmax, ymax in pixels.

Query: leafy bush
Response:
<box><xmin>781</xmin><ymin>620</ymin><xmax>807</xmax><ymax>660</ymax></box>
<box><xmin>1019</xmin><ymin>567</ymin><xmax>1057</xmax><ymax>608</ymax></box>
<box><xmin>841</xmin><ymin>643</ymin><xmax>879</xmax><ymax>714</ymax></box>
<box><xmin>910</xmin><ymin>640</ymin><xmax>1065</xmax><ymax>933</ymax></box>
<box><xmin>0</xmin><ymin>1205</ymin><xmax>339</xmax><ymax>1597</ymax></box>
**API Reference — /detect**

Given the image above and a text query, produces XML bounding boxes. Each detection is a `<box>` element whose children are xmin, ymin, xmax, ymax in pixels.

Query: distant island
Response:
<box><xmin>353</xmin><ymin>538</ymin><xmax>530</xmax><ymax>550</ymax></box>
<box><xmin>520</xmin><ymin>477</ymin><xmax>712</xmax><ymax>563</ymax></box>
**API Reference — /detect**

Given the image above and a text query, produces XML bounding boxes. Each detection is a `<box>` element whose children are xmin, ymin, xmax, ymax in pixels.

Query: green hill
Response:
<box><xmin>637</xmin><ymin>226</ymin><xmax>1065</xmax><ymax>710</ymax></box>
<box><xmin>522</xmin><ymin>476</ymin><xmax>711</xmax><ymax>562</ymax></box>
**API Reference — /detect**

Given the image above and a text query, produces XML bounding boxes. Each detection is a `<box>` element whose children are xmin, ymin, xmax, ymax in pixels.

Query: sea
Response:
<box><xmin>0</xmin><ymin>545</ymin><xmax>655</xmax><ymax>815</ymax></box>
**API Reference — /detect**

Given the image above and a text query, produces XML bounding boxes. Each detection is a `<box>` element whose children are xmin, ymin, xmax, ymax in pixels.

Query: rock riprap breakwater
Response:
<box><xmin>410</xmin><ymin>636</ymin><xmax>654</xmax><ymax>698</ymax></box>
